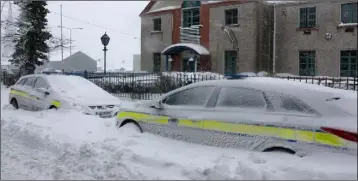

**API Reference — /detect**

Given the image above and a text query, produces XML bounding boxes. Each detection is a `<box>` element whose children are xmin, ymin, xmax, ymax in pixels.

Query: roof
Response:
<box><xmin>62</xmin><ymin>51</ymin><xmax>96</xmax><ymax>63</ymax></box>
<box><xmin>161</xmin><ymin>43</ymin><xmax>210</xmax><ymax>55</ymax></box>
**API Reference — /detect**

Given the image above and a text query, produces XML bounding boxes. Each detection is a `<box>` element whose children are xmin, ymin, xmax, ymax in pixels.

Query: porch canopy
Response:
<box><xmin>161</xmin><ymin>43</ymin><xmax>210</xmax><ymax>55</ymax></box>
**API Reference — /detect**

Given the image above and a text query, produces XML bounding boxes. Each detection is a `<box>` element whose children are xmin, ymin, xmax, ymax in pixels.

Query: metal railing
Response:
<box><xmin>1</xmin><ymin>71</ymin><xmax>357</xmax><ymax>101</ymax></box>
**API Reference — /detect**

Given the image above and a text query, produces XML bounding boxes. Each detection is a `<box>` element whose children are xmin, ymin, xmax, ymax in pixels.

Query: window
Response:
<box><xmin>224</xmin><ymin>51</ymin><xmax>237</xmax><ymax>75</ymax></box>
<box><xmin>225</xmin><ymin>9</ymin><xmax>238</xmax><ymax>25</ymax></box>
<box><xmin>153</xmin><ymin>18</ymin><xmax>161</xmax><ymax>31</ymax></box>
<box><xmin>299</xmin><ymin>7</ymin><xmax>316</xmax><ymax>28</ymax></box>
<box><xmin>182</xmin><ymin>1</ymin><xmax>200</xmax><ymax>28</ymax></box>
<box><xmin>153</xmin><ymin>53</ymin><xmax>161</xmax><ymax>73</ymax></box>
<box><xmin>216</xmin><ymin>87</ymin><xmax>266</xmax><ymax>109</ymax></box>
<box><xmin>164</xmin><ymin>86</ymin><xmax>215</xmax><ymax>106</ymax></box>
<box><xmin>16</xmin><ymin>78</ymin><xmax>27</xmax><ymax>85</ymax></box>
<box><xmin>266</xmin><ymin>92</ymin><xmax>318</xmax><ymax>115</ymax></box>
<box><xmin>299</xmin><ymin>51</ymin><xmax>316</xmax><ymax>76</ymax></box>
<box><xmin>34</xmin><ymin>77</ymin><xmax>49</xmax><ymax>89</ymax></box>
<box><xmin>183</xmin><ymin>58</ymin><xmax>195</xmax><ymax>72</ymax></box>
<box><xmin>23</xmin><ymin>77</ymin><xmax>36</xmax><ymax>87</ymax></box>
<box><xmin>341</xmin><ymin>3</ymin><xmax>357</xmax><ymax>24</ymax></box>
<box><xmin>340</xmin><ymin>50</ymin><xmax>357</xmax><ymax>77</ymax></box>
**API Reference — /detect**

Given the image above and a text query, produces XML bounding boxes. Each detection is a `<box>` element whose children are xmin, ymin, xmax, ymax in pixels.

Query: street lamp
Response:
<box><xmin>100</xmin><ymin>32</ymin><xmax>110</xmax><ymax>74</ymax></box>
<box><xmin>57</xmin><ymin>25</ymin><xmax>83</xmax><ymax>55</ymax></box>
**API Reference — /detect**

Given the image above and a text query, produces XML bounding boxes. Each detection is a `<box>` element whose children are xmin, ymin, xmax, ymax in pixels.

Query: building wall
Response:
<box><xmin>141</xmin><ymin>13</ymin><xmax>173</xmax><ymax>73</ymax></box>
<box><xmin>133</xmin><ymin>54</ymin><xmax>141</xmax><ymax>72</ymax></box>
<box><xmin>275</xmin><ymin>1</ymin><xmax>357</xmax><ymax>76</ymax></box>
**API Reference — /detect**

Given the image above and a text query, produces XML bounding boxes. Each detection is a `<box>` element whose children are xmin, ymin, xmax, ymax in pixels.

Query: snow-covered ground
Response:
<box><xmin>1</xmin><ymin>85</ymin><xmax>357</xmax><ymax>180</ymax></box>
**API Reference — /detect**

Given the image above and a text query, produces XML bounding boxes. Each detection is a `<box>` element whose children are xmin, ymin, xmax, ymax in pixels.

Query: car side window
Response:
<box><xmin>34</xmin><ymin>77</ymin><xmax>49</xmax><ymax>89</ymax></box>
<box><xmin>215</xmin><ymin>87</ymin><xmax>266</xmax><ymax>109</ymax></box>
<box><xmin>164</xmin><ymin>86</ymin><xmax>215</xmax><ymax>106</ymax></box>
<box><xmin>16</xmin><ymin>78</ymin><xmax>27</xmax><ymax>85</ymax></box>
<box><xmin>23</xmin><ymin>77</ymin><xmax>36</xmax><ymax>88</ymax></box>
<box><xmin>266</xmin><ymin>92</ymin><xmax>318</xmax><ymax>114</ymax></box>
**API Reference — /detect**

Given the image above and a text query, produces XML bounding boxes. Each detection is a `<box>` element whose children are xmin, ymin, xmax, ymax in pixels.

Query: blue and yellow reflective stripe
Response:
<box><xmin>117</xmin><ymin>111</ymin><xmax>345</xmax><ymax>147</ymax></box>
<box><xmin>10</xmin><ymin>89</ymin><xmax>29</xmax><ymax>97</ymax></box>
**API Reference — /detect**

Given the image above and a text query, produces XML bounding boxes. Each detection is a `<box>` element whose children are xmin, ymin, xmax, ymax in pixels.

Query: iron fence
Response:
<box><xmin>1</xmin><ymin>71</ymin><xmax>357</xmax><ymax>100</ymax></box>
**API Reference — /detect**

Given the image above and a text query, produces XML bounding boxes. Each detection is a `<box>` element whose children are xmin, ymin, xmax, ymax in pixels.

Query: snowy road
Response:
<box><xmin>1</xmin><ymin>86</ymin><xmax>357</xmax><ymax>180</ymax></box>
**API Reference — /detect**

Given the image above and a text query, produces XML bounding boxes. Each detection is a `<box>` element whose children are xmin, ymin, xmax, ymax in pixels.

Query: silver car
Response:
<box><xmin>116</xmin><ymin>77</ymin><xmax>357</xmax><ymax>157</ymax></box>
<box><xmin>9</xmin><ymin>74</ymin><xmax>121</xmax><ymax>118</ymax></box>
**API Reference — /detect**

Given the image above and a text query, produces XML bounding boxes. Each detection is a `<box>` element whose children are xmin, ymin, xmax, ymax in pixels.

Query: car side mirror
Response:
<box><xmin>151</xmin><ymin>100</ymin><xmax>163</xmax><ymax>109</ymax></box>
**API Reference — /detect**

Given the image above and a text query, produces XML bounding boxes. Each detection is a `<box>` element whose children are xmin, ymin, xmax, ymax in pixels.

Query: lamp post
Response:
<box><xmin>57</xmin><ymin>25</ymin><xmax>83</xmax><ymax>55</ymax></box>
<box><xmin>100</xmin><ymin>32</ymin><xmax>110</xmax><ymax>74</ymax></box>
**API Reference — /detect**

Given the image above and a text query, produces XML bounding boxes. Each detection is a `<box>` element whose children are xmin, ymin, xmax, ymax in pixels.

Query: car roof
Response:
<box><xmin>183</xmin><ymin>77</ymin><xmax>355</xmax><ymax>98</ymax></box>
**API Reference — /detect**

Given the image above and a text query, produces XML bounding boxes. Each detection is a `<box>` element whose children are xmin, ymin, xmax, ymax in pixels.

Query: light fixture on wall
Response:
<box><xmin>188</xmin><ymin>57</ymin><xmax>194</xmax><ymax>62</ymax></box>
<box><xmin>324</xmin><ymin>33</ymin><xmax>332</xmax><ymax>40</ymax></box>
<box><xmin>168</xmin><ymin>56</ymin><xmax>173</xmax><ymax>62</ymax></box>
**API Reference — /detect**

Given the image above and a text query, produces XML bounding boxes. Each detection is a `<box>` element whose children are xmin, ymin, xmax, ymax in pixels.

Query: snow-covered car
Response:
<box><xmin>9</xmin><ymin>74</ymin><xmax>121</xmax><ymax>118</ymax></box>
<box><xmin>116</xmin><ymin>77</ymin><xmax>357</xmax><ymax>157</ymax></box>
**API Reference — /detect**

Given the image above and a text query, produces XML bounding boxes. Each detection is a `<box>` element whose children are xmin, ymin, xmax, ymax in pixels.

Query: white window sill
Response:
<box><xmin>150</xmin><ymin>31</ymin><xmax>163</xmax><ymax>34</ymax></box>
<box><xmin>337</xmin><ymin>23</ymin><xmax>358</xmax><ymax>28</ymax></box>
<box><xmin>226</xmin><ymin>24</ymin><xmax>240</xmax><ymax>28</ymax></box>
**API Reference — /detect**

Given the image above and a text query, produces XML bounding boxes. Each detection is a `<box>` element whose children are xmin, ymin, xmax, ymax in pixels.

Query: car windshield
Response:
<box><xmin>46</xmin><ymin>75</ymin><xmax>109</xmax><ymax>97</ymax></box>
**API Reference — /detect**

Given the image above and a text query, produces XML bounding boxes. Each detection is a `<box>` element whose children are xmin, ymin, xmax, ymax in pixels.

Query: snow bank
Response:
<box><xmin>1</xmin><ymin>87</ymin><xmax>357</xmax><ymax>180</ymax></box>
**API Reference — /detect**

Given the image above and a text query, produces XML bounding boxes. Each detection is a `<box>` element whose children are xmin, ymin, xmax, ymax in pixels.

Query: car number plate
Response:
<box><xmin>97</xmin><ymin>111</ymin><xmax>112</xmax><ymax>117</ymax></box>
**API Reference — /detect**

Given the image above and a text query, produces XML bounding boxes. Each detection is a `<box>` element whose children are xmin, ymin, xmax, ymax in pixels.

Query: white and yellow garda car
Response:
<box><xmin>9</xmin><ymin>74</ymin><xmax>121</xmax><ymax>118</ymax></box>
<box><xmin>116</xmin><ymin>77</ymin><xmax>357</xmax><ymax>157</ymax></box>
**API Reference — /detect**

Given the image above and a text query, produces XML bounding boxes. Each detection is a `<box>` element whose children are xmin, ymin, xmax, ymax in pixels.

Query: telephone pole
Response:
<box><xmin>60</xmin><ymin>4</ymin><xmax>63</xmax><ymax>61</ymax></box>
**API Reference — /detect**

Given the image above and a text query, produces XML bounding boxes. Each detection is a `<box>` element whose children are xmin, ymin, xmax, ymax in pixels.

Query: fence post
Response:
<box><xmin>84</xmin><ymin>70</ymin><xmax>88</xmax><ymax>79</ymax></box>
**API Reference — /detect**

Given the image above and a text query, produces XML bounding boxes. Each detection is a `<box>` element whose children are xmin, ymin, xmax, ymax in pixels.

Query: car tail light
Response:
<box><xmin>321</xmin><ymin>127</ymin><xmax>358</xmax><ymax>143</ymax></box>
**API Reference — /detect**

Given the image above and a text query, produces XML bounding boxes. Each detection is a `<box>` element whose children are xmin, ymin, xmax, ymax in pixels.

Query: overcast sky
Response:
<box><xmin>2</xmin><ymin>1</ymin><xmax>148</xmax><ymax>70</ymax></box>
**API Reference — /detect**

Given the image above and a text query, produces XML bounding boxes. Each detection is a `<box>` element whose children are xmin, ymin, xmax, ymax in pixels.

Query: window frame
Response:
<box><xmin>299</xmin><ymin>7</ymin><xmax>316</xmax><ymax>28</ymax></box>
<box><xmin>340</xmin><ymin>50</ymin><xmax>357</xmax><ymax>77</ymax></box>
<box><xmin>341</xmin><ymin>3</ymin><xmax>357</xmax><ymax>24</ymax></box>
<box><xmin>225</xmin><ymin>8</ymin><xmax>239</xmax><ymax>25</ymax></box>
<box><xmin>224</xmin><ymin>50</ymin><xmax>238</xmax><ymax>75</ymax></box>
<box><xmin>153</xmin><ymin>18</ymin><xmax>162</xmax><ymax>31</ymax></box>
<box><xmin>162</xmin><ymin>85</ymin><xmax>216</xmax><ymax>108</ymax></box>
<box><xmin>23</xmin><ymin>77</ymin><xmax>36</xmax><ymax>88</ymax></box>
<box><xmin>181</xmin><ymin>1</ymin><xmax>201</xmax><ymax>28</ymax></box>
<box><xmin>213</xmin><ymin>86</ymin><xmax>268</xmax><ymax>111</ymax></box>
<box><xmin>153</xmin><ymin>53</ymin><xmax>161</xmax><ymax>73</ymax></box>
<box><xmin>299</xmin><ymin>50</ymin><xmax>316</xmax><ymax>76</ymax></box>
<box><xmin>33</xmin><ymin>77</ymin><xmax>49</xmax><ymax>90</ymax></box>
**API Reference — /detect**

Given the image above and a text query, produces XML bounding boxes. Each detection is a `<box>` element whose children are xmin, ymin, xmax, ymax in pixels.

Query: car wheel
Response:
<box><xmin>49</xmin><ymin>105</ymin><xmax>58</xmax><ymax>110</ymax></box>
<box><xmin>120</xmin><ymin>122</ymin><xmax>142</xmax><ymax>133</ymax></box>
<box><xmin>10</xmin><ymin>98</ymin><xmax>19</xmax><ymax>109</ymax></box>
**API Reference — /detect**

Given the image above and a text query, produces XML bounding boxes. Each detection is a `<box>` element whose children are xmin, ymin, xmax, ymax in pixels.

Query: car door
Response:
<box><xmin>201</xmin><ymin>86</ymin><xmax>275</xmax><ymax>149</ymax></box>
<box><xmin>263</xmin><ymin>91</ymin><xmax>322</xmax><ymax>144</ymax></box>
<box><xmin>11</xmin><ymin>77</ymin><xmax>28</xmax><ymax>109</ymax></box>
<box><xmin>147</xmin><ymin>85</ymin><xmax>217</xmax><ymax>142</ymax></box>
<box><xmin>20</xmin><ymin>77</ymin><xmax>37</xmax><ymax>110</ymax></box>
<box><xmin>30</xmin><ymin>76</ymin><xmax>51</xmax><ymax>111</ymax></box>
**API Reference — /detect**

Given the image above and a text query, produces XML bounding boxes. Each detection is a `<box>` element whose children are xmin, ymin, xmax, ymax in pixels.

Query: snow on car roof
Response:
<box><xmin>192</xmin><ymin>77</ymin><xmax>356</xmax><ymax>98</ymax></box>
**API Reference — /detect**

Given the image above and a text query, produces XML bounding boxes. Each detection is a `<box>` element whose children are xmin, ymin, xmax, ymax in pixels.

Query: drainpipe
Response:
<box><xmin>272</xmin><ymin>3</ymin><xmax>277</xmax><ymax>75</ymax></box>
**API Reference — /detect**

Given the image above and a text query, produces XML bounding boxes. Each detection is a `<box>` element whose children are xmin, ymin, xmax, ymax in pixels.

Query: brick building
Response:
<box><xmin>140</xmin><ymin>0</ymin><xmax>357</xmax><ymax>77</ymax></box>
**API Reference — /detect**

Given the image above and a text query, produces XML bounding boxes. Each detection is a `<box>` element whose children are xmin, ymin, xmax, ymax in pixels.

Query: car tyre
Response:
<box><xmin>10</xmin><ymin>98</ymin><xmax>19</xmax><ymax>110</ymax></box>
<box><xmin>263</xmin><ymin>147</ymin><xmax>296</xmax><ymax>155</ymax></box>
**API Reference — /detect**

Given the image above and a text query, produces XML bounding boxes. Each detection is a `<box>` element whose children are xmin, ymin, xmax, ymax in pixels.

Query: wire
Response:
<box><xmin>49</xmin><ymin>10</ymin><xmax>139</xmax><ymax>39</ymax></box>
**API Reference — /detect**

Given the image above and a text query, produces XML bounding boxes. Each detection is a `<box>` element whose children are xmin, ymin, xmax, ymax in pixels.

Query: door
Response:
<box><xmin>11</xmin><ymin>77</ymin><xmax>28</xmax><ymax>109</ymax></box>
<box><xmin>148</xmin><ymin>86</ymin><xmax>216</xmax><ymax>142</ymax></box>
<box><xmin>20</xmin><ymin>77</ymin><xmax>37</xmax><ymax>110</ymax></box>
<box><xmin>30</xmin><ymin>77</ymin><xmax>51</xmax><ymax>111</ymax></box>
<box><xmin>203</xmin><ymin>87</ymin><xmax>272</xmax><ymax>149</ymax></box>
